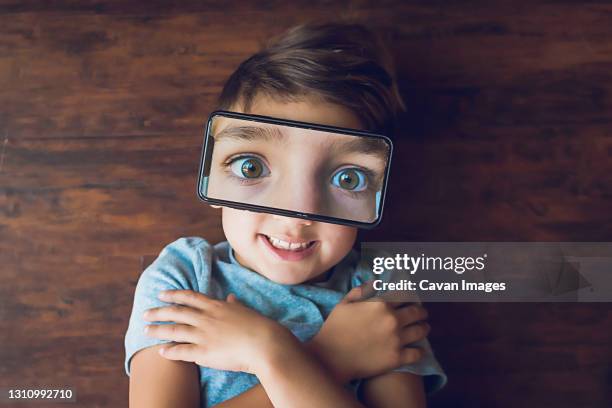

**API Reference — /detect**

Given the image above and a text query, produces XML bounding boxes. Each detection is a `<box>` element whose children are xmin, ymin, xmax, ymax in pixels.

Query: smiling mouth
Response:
<box><xmin>260</xmin><ymin>234</ymin><xmax>317</xmax><ymax>252</ymax></box>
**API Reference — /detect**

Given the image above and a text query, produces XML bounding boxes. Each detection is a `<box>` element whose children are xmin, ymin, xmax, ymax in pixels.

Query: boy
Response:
<box><xmin>125</xmin><ymin>21</ymin><xmax>447</xmax><ymax>407</ymax></box>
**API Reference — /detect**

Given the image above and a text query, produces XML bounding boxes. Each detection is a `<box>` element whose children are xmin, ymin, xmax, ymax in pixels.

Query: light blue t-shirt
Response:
<box><xmin>124</xmin><ymin>237</ymin><xmax>447</xmax><ymax>407</ymax></box>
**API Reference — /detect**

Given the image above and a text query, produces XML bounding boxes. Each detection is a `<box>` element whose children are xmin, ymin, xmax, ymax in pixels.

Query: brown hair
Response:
<box><xmin>214</xmin><ymin>20</ymin><xmax>406</xmax><ymax>137</ymax></box>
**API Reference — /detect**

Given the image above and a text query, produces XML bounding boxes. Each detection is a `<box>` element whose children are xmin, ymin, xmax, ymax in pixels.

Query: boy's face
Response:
<box><xmin>219</xmin><ymin>94</ymin><xmax>363</xmax><ymax>285</ymax></box>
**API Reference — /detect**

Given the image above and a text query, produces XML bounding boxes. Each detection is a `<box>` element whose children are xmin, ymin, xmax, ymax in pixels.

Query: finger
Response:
<box><xmin>145</xmin><ymin>323</ymin><xmax>202</xmax><ymax>343</ymax></box>
<box><xmin>399</xmin><ymin>322</ymin><xmax>430</xmax><ymax>345</ymax></box>
<box><xmin>395</xmin><ymin>304</ymin><xmax>429</xmax><ymax>325</ymax></box>
<box><xmin>143</xmin><ymin>304</ymin><xmax>203</xmax><ymax>326</ymax></box>
<box><xmin>359</xmin><ymin>280</ymin><xmax>378</xmax><ymax>299</ymax></box>
<box><xmin>225</xmin><ymin>293</ymin><xmax>242</xmax><ymax>305</ymax></box>
<box><xmin>400</xmin><ymin>347</ymin><xmax>424</xmax><ymax>365</ymax></box>
<box><xmin>158</xmin><ymin>289</ymin><xmax>218</xmax><ymax>309</ymax></box>
<box><xmin>341</xmin><ymin>286</ymin><xmax>363</xmax><ymax>303</ymax></box>
<box><xmin>379</xmin><ymin>289</ymin><xmax>421</xmax><ymax>306</ymax></box>
<box><xmin>388</xmin><ymin>300</ymin><xmax>412</xmax><ymax>309</ymax></box>
<box><xmin>159</xmin><ymin>343</ymin><xmax>201</xmax><ymax>363</ymax></box>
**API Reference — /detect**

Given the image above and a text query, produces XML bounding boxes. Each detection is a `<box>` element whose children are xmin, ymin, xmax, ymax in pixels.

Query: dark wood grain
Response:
<box><xmin>1</xmin><ymin>1</ymin><xmax>611</xmax><ymax>407</ymax></box>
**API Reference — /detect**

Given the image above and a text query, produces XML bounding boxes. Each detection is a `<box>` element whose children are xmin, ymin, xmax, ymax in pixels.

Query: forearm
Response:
<box><xmin>360</xmin><ymin>372</ymin><xmax>426</xmax><ymax>408</ymax></box>
<box><xmin>211</xmin><ymin>385</ymin><xmax>271</xmax><ymax>408</ymax></box>
<box><xmin>255</xmin><ymin>335</ymin><xmax>364</xmax><ymax>408</ymax></box>
<box><xmin>213</xmin><ymin>339</ymin><xmax>349</xmax><ymax>408</ymax></box>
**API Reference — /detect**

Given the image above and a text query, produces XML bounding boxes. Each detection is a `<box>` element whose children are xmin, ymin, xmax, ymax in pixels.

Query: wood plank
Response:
<box><xmin>1</xmin><ymin>2</ymin><xmax>612</xmax><ymax>407</ymax></box>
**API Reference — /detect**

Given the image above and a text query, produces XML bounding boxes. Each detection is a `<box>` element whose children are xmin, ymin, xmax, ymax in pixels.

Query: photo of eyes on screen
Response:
<box><xmin>197</xmin><ymin>112</ymin><xmax>393</xmax><ymax>227</ymax></box>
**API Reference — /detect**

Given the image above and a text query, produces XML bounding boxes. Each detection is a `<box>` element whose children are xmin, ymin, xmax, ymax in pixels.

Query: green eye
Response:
<box><xmin>331</xmin><ymin>168</ymin><xmax>367</xmax><ymax>191</ymax></box>
<box><xmin>229</xmin><ymin>156</ymin><xmax>269</xmax><ymax>179</ymax></box>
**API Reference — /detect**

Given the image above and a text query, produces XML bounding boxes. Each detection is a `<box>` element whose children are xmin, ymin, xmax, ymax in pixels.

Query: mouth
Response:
<box><xmin>258</xmin><ymin>234</ymin><xmax>318</xmax><ymax>261</ymax></box>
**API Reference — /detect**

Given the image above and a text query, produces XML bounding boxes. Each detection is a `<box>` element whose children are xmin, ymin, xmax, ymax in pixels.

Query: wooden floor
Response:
<box><xmin>1</xmin><ymin>1</ymin><xmax>611</xmax><ymax>407</ymax></box>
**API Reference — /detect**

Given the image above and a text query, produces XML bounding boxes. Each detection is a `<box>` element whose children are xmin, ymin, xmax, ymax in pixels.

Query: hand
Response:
<box><xmin>310</xmin><ymin>282</ymin><xmax>430</xmax><ymax>383</ymax></box>
<box><xmin>143</xmin><ymin>290</ymin><xmax>294</xmax><ymax>374</ymax></box>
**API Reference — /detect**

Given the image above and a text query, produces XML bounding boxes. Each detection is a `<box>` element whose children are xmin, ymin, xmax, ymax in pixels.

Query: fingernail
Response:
<box><xmin>158</xmin><ymin>291</ymin><xmax>168</xmax><ymax>300</ymax></box>
<box><xmin>144</xmin><ymin>326</ymin><xmax>149</xmax><ymax>333</ymax></box>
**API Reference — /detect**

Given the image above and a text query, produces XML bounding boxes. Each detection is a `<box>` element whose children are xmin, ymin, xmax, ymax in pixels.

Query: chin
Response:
<box><xmin>262</xmin><ymin>265</ymin><xmax>320</xmax><ymax>285</ymax></box>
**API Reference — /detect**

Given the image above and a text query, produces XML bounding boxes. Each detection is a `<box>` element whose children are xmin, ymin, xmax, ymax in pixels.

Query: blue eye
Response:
<box><xmin>331</xmin><ymin>168</ymin><xmax>367</xmax><ymax>191</ymax></box>
<box><xmin>229</xmin><ymin>156</ymin><xmax>270</xmax><ymax>179</ymax></box>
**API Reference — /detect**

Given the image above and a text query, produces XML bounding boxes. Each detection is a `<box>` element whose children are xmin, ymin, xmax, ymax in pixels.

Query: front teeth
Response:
<box><xmin>267</xmin><ymin>236</ymin><xmax>312</xmax><ymax>251</ymax></box>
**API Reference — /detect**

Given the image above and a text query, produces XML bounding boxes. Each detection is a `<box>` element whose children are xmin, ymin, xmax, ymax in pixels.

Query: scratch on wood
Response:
<box><xmin>0</xmin><ymin>134</ymin><xmax>8</xmax><ymax>173</ymax></box>
<box><xmin>577</xmin><ymin>26</ymin><xmax>597</xmax><ymax>57</ymax></box>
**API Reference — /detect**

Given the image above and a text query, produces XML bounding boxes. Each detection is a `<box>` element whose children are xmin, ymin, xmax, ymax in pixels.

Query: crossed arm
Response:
<box><xmin>209</xmin><ymin>359</ymin><xmax>427</xmax><ymax>408</ymax></box>
<box><xmin>129</xmin><ymin>288</ymin><xmax>430</xmax><ymax>408</ymax></box>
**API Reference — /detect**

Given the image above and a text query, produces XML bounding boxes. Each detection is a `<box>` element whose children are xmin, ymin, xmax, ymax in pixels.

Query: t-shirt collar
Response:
<box><xmin>228</xmin><ymin>246</ymin><xmax>242</xmax><ymax>267</ymax></box>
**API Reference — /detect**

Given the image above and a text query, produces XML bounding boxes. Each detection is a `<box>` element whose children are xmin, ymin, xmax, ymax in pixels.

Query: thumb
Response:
<box><xmin>341</xmin><ymin>286</ymin><xmax>363</xmax><ymax>303</ymax></box>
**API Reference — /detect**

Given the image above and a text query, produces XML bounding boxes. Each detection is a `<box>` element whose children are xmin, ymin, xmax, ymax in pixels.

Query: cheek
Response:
<box><xmin>221</xmin><ymin>208</ymin><xmax>263</xmax><ymax>243</ymax></box>
<box><xmin>320</xmin><ymin>225</ymin><xmax>357</xmax><ymax>260</ymax></box>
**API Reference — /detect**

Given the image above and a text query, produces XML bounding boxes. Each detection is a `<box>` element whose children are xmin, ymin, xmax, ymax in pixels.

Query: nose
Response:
<box><xmin>271</xmin><ymin>213</ymin><xmax>313</xmax><ymax>226</ymax></box>
<box><xmin>277</xmin><ymin>173</ymin><xmax>327</xmax><ymax>216</ymax></box>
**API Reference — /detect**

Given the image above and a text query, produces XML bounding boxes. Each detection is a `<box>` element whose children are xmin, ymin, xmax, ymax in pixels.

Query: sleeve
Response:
<box><xmin>392</xmin><ymin>337</ymin><xmax>448</xmax><ymax>394</ymax></box>
<box><xmin>351</xmin><ymin>252</ymin><xmax>448</xmax><ymax>394</ymax></box>
<box><xmin>124</xmin><ymin>236</ymin><xmax>209</xmax><ymax>376</ymax></box>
